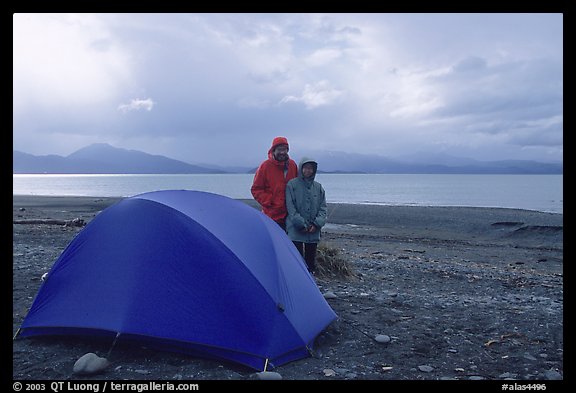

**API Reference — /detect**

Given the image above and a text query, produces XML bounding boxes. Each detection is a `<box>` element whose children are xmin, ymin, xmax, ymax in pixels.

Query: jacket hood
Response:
<box><xmin>267</xmin><ymin>136</ymin><xmax>290</xmax><ymax>162</ymax></box>
<box><xmin>298</xmin><ymin>157</ymin><xmax>318</xmax><ymax>180</ymax></box>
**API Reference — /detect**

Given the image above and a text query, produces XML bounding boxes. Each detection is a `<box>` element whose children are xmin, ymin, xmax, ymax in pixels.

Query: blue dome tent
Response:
<box><xmin>17</xmin><ymin>190</ymin><xmax>337</xmax><ymax>371</ymax></box>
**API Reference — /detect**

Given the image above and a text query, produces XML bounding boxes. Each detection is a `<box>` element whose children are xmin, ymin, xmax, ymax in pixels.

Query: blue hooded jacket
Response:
<box><xmin>285</xmin><ymin>157</ymin><xmax>327</xmax><ymax>243</ymax></box>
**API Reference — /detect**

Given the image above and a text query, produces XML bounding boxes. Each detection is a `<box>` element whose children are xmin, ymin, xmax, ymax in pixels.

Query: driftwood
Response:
<box><xmin>13</xmin><ymin>218</ymin><xmax>85</xmax><ymax>227</ymax></box>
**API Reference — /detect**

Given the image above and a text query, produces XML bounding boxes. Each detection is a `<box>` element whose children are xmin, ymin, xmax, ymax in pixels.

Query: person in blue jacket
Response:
<box><xmin>286</xmin><ymin>157</ymin><xmax>327</xmax><ymax>274</ymax></box>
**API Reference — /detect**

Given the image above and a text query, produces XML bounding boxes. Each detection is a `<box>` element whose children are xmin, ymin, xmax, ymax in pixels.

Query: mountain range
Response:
<box><xmin>13</xmin><ymin>144</ymin><xmax>226</xmax><ymax>174</ymax></box>
<box><xmin>13</xmin><ymin>143</ymin><xmax>563</xmax><ymax>175</ymax></box>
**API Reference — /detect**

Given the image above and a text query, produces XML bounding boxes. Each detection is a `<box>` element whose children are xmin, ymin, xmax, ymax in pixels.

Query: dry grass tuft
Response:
<box><xmin>315</xmin><ymin>243</ymin><xmax>356</xmax><ymax>280</ymax></box>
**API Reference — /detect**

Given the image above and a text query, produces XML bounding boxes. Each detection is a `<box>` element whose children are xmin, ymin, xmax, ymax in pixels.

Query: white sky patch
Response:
<box><xmin>390</xmin><ymin>98</ymin><xmax>444</xmax><ymax>119</ymax></box>
<box><xmin>305</xmin><ymin>48</ymin><xmax>343</xmax><ymax>67</ymax></box>
<box><xmin>280</xmin><ymin>80</ymin><xmax>344</xmax><ymax>109</ymax></box>
<box><xmin>13</xmin><ymin>14</ymin><xmax>131</xmax><ymax>113</ymax></box>
<box><xmin>118</xmin><ymin>98</ymin><xmax>155</xmax><ymax>113</ymax></box>
<box><xmin>389</xmin><ymin>77</ymin><xmax>445</xmax><ymax>120</ymax></box>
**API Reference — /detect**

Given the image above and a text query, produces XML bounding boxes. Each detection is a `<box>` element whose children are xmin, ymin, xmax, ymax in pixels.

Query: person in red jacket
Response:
<box><xmin>251</xmin><ymin>136</ymin><xmax>298</xmax><ymax>230</ymax></box>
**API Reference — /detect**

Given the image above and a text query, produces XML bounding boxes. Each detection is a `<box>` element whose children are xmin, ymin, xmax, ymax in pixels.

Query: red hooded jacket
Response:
<box><xmin>251</xmin><ymin>137</ymin><xmax>298</xmax><ymax>224</ymax></box>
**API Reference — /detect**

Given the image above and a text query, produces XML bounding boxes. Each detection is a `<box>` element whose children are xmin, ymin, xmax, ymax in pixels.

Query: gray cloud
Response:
<box><xmin>451</xmin><ymin>56</ymin><xmax>487</xmax><ymax>73</ymax></box>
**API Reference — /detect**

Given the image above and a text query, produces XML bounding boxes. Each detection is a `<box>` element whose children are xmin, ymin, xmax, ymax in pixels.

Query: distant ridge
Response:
<box><xmin>13</xmin><ymin>143</ymin><xmax>226</xmax><ymax>174</ymax></box>
<box><xmin>13</xmin><ymin>144</ymin><xmax>563</xmax><ymax>175</ymax></box>
<box><xmin>294</xmin><ymin>150</ymin><xmax>563</xmax><ymax>175</ymax></box>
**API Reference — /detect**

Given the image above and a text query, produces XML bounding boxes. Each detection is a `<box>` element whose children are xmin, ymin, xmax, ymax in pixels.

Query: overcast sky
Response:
<box><xmin>13</xmin><ymin>13</ymin><xmax>563</xmax><ymax>166</ymax></box>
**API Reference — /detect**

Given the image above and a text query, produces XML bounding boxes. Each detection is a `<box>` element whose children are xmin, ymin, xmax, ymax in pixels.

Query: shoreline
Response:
<box><xmin>13</xmin><ymin>195</ymin><xmax>563</xmax><ymax>244</ymax></box>
<box><xmin>12</xmin><ymin>195</ymin><xmax>563</xmax><ymax>251</ymax></box>
<box><xmin>13</xmin><ymin>193</ymin><xmax>563</xmax><ymax>214</ymax></box>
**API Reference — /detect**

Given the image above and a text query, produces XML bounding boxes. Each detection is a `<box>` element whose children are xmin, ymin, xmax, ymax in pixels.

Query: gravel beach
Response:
<box><xmin>12</xmin><ymin>195</ymin><xmax>563</xmax><ymax>382</ymax></box>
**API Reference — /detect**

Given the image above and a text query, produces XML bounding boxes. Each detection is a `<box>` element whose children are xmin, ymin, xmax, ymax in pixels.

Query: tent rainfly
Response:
<box><xmin>17</xmin><ymin>190</ymin><xmax>337</xmax><ymax>371</ymax></box>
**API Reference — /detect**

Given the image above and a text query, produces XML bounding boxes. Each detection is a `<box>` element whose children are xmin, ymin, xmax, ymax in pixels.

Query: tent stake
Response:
<box><xmin>13</xmin><ymin>328</ymin><xmax>21</xmax><ymax>340</ymax></box>
<box><xmin>263</xmin><ymin>358</ymin><xmax>269</xmax><ymax>372</ymax></box>
<box><xmin>106</xmin><ymin>332</ymin><xmax>121</xmax><ymax>358</ymax></box>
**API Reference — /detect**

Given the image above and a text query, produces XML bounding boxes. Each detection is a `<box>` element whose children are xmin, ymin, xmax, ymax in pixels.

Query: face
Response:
<box><xmin>273</xmin><ymin>145</ymin><xmax>289</xmax><ymax>161</ymax></box>
<box><xmin>302</xmin><ymin>163</ymin><xmax>315</xmax><ymax>178</ymax></box>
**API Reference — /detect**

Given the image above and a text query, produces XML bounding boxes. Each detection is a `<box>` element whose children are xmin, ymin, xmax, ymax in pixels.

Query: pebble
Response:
<box><xmin>543</xmin><ymin>369</ymin><xmax>562</xmax><ymax>380</ymax></box>
<box><xmin>418</xmin><ymin>365</ymin><xmax>434</xmax><ymax>372</ymax></box>
<box><xmin>73</xmin><ymin>353</ymin><xmax>109</xmax><ymax>375</ymax></box>
<box><xmin>523</xmin><ymin>353</ymin><xmax>537</xmax><ymax>361</ymax></box>
<box><xmin>323</xmin><ymin>291</ymin><xmax>338</xmax><ymax>299</ymax></box>
<box><xmin>498</xmin><ymin>372</ymin><xmax>517</xmax><ymax>379</ymax></box>
<box><xmin>374</xmin><ymin>334</ymin><xmax>391</xmax><ymax>344</ymax></box>
<box><xmin>254</xmin><ymin>371</ymin><xmax>282</xmax><ymax>380</ymax></box>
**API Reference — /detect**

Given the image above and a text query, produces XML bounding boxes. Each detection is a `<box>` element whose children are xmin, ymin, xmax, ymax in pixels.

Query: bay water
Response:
<box><xmin>13</xmin><ymin>173</ymin><xmax>563</xmax><ymax>214</ymax></box>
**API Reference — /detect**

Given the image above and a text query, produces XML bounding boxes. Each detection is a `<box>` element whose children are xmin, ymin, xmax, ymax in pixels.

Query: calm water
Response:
<box><xmin>13</xmin><ymin>173</ymin><xmax>563</xmax><ymax>214</ymax></box>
